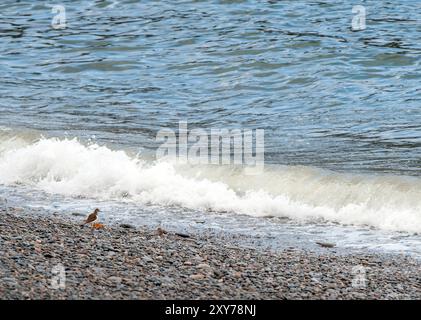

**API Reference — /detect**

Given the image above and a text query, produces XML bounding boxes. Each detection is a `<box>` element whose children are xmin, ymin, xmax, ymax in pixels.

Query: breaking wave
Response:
<box><xmin>0</xmin><ymin>130</ymin><xmax>420</xmax><ymax>233</ymax></box>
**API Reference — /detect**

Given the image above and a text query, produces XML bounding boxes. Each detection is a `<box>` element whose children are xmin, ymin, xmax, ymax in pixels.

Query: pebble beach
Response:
<box><xmin>0</xmin><ymin>208</ymin><xmax>420</xmax><ymax>300</ymax></box>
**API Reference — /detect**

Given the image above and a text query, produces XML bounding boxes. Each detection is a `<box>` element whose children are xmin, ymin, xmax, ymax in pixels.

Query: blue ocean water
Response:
<box><xmin>0</xmin><ymin>1</ymin><xmax>420</xmax><ymax>256</ymax></box>
<box><xmin>1</xmin><ymin>0</ymin><xmax>420</xmax><ymax>174</ymax></box>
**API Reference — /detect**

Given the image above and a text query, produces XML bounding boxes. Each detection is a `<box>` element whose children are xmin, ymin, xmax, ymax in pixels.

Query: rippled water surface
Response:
<box><xmin>1</xmin><ymin>1</ymin><xmax>421</xmax><ymax>257</ymax></box>
<box><xmin>1</xmin><ymin>0</ymin><xmax>420</xmax><ymax>174</ymax></box>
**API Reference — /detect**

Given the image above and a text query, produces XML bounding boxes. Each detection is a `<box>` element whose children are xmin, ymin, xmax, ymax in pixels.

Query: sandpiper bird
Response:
<box><xmin>82</xmin><ymin>208</ymin><xmax>100</xmax><ymax>226</ymax></box>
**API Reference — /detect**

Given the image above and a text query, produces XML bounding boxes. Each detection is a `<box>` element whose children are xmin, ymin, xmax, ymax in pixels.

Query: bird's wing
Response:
<box><xmin>85</xmin><ymin>213</ymin><xmax>97</xmax><ymax>224</ymax></box>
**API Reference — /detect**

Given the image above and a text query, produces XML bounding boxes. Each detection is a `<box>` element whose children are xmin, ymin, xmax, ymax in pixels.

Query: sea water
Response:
<box><xmin>0</xmin><ymin>0</ymin><xmax>420</xmax><ymax>257</ymax></box>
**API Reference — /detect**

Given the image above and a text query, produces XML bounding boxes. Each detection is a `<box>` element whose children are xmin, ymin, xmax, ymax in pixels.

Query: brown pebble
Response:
<box><xmin>190</xmin><ymin>274</ymin><xmax>205</xmax><ymax>280</ymax></box>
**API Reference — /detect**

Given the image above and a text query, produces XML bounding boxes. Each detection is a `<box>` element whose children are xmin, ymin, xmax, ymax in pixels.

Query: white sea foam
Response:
<box><xmin>0</xmin><ymin>134</ymin><xmax>420</xmax><ymax>233</ymax></box>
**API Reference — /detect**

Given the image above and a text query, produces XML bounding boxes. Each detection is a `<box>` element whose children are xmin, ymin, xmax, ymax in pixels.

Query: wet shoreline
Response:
<box><xmin>0</xmin><ymin>208</ymin><xmax>420</xmax><ymax>300</ymax></box>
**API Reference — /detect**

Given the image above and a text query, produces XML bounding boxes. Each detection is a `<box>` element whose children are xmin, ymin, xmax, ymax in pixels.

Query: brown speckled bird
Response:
<box><xmin>82</xmin><ymin>208</ymin><xmax>100</xmax><ymax>226</ymax></box>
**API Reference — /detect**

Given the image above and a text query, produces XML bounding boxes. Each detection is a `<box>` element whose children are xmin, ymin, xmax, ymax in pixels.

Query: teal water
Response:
<box><xmin>1</xmin><ymin>0</ymin><xmax>420</xmax><ymax>174</ymax></box>
<box><xmin>1</xmin><ymin>1</ymin><xmax>421</xmax><ymax>257</ymax></box>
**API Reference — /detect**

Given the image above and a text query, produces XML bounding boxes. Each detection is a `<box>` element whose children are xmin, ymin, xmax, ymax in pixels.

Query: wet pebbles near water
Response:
<box><xmin>0</xmin><ymin>208</ymin><xmax>420</xmax><ymax>300</ymax></box>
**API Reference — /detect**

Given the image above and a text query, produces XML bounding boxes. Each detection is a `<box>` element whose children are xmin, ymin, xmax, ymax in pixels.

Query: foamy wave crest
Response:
<box><xmin>1</xmin><ymin>135</ymin><xmax>421</xmax><ymax>233</ymax></box>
